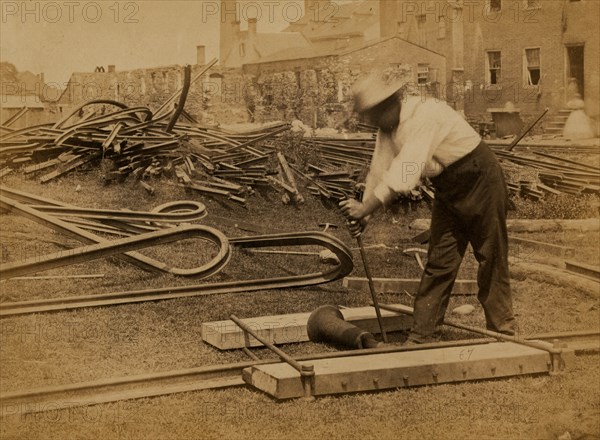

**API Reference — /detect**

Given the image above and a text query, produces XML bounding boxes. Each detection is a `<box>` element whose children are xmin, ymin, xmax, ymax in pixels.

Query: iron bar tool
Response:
<box><xmin>347</xmin><ymin>218</ymin><xmax>388</xmax><ymax>343</ymax></box>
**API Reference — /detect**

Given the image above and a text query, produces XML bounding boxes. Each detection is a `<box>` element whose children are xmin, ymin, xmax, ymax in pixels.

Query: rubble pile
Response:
<box><xmin>1</xmin><ymin>90</ymin><xmax>597</xmax><ymax>207</ymax></box>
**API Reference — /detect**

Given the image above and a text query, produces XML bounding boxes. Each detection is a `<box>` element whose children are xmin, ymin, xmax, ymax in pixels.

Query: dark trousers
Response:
<box><xmin>409</xmin><ymin>142</ymin><xmax>516</xmax><ymax>342</ymax></box>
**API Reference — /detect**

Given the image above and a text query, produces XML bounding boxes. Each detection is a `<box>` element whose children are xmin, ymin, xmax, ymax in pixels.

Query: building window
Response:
<box><xmin>486</xmin><ymin>51</ymin><xmax>502</xmax><ymax>85</ymax></box>
<box><xmin>524</xmin><ymin>48</ymin><xmax>541</xmax><ymax>86</ymax></box>
<box><xmin>417</xmin><ymin>64</ymin><xmax>430</xmax><ymax>85</ymax></box>
<box><xmin>489</xmin><ymin>0</ymin><xmax>501</xmax><ymax>11</ymax></box>
<box><xmin>416</xmin><ymin>14</ymin><xmax>426</xmax><ymax>24</ymax></box>
<box><xmin>438</xmin><ymin>15</ymin><xmax>446</xmax><ymax>39</ymax></box>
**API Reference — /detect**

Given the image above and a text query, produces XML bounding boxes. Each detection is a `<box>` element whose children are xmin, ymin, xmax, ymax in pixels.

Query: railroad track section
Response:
<box><xmin>1</xmin><ymin>332</ymin><xmax>597</xmax><ymax>414</ymax></box>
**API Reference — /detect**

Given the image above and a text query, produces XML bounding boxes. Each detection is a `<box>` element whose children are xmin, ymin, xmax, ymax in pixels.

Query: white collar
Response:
<box><xmin>399</xmin><ymin>95</ymin><xmax>424</xmax><ymax>124</ymax></box>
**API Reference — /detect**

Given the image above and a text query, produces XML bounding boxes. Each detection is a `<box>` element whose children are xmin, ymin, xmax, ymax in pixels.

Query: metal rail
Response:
<box><xmin>0</xmin><ymin>195</ymin><xmax>219</xmax><ymax>277</ymax></box>
<box><xmin>230</xmin><ymin>314</ymin><xmax>315</xmax><ymax>399</ymax></box>
<box><xmin>0</xmin><ymin>231</ymin><xmax>353</xmax><ymax>316</ymax></box>
<box><xmin>3</xmin><ymin>331</ymin><xmax>596</xmax><ymax>414</ymax></box>
<box><xmin>0</xmin><ymin>339</ymin><xmax>491</xmax><ymax>413</ymax></box>
<box><xmin>25</xmin><ymin>202</ymin><xmax>207</xmax><ymax>223</ymax></box>
<box><xmin>0</xmin><ymin>224</ymin><xmax>230</xmax><ymax>280</ymax></box>
<box><xmin>378</xmin><ymin>303</ymin><xmax>559</xmax><ymax>353</ymax></box>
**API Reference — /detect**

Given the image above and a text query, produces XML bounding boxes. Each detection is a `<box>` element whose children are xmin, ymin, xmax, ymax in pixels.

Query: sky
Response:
<box><xmin>1</xmin><ymin>0</ymin><xmax>321</xmax><ymax>85</ymax></box>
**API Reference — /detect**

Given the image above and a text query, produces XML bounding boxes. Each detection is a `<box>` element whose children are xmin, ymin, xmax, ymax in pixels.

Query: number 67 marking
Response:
<box><xmin>459</xmin><ymin>348</ymin><xmax>474</xmax><ymax>360</ymax></box>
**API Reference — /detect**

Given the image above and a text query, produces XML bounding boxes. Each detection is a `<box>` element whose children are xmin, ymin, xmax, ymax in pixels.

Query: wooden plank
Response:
<box><xmin>410</xmin><ymin>218</ymin><xmax>600</xmax><ymax>233</ymax></box>
<box><xmin>511</xmin><ymin>262</ymin><xmax>600</xmax><ymax>297</ymax></box>
<box><xmin>23</xmin><ymin>159</ymin><xmax>60</xmax><ymax>174</ymax></box>
<box><xmin>537</xmin><ymin>183</ymin><xmax>563</xmax><ymax>195</ymax></box>
<box><xmin>243</xmin><ymin>342</ymin><xmax>552</xmax><ymax>399</ymax></box>
<box><xmin>201</xmin><ymin>305</ymin><xmax>413</xmax><ymax>350</ymax></box>
<box><xmin>509</xmin><ymin>236</ymin><xmax>575</xmax><ymax>259</ymax></box>
<box><xmin>39</xmin><ymin>155</ymin><xmax>97</xmax><ymax>183</ymax></box>
<box><xmin>343</xmin><ymin>277</ymin><xmax>476</xmax><ymax>295</ymax></box>
<box><xmin>277</xmin><ymin>152</ymin><xmax>298</xmax><ymax>191</ymax></box>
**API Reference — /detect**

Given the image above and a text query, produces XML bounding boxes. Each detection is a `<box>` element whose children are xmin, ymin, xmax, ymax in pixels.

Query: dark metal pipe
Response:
<box><xmin>377</xmin><ymin>303</ymin><xmax>560</xmax><ymax>354</ymax></box>
<box><xmin>166</xmin><ymin>65</ymin><xmax>191</xmax><ymax>133</ymax></box>
<box><xmin>506</xmin><ymin>107</ymin><xmax>549</xmax><ymax>152</ymax></box>
<box><xmin>356</xmin><ymin>234</ymin><xmax>388</xmax><ymax>342</ymax></box>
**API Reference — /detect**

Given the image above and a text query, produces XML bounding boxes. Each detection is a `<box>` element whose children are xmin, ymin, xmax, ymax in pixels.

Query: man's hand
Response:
<box><xmin>339</xmin><ymin>198</ymin><xmax>367</xmax><ymax>220</ymax></box>
<box><xmin>339</xmin><ymin>198</ymin><xmax>372</xmax><ymax>238</ymax></box>
<box><xmin>347</xmin><ymin>219</ymin><xmax>365</xmax><ymax>238</ymax></box>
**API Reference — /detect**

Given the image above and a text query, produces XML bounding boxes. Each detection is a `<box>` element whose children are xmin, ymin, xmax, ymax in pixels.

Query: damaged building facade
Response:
<box><xmin>380</xmin><ymin>0</ymin><xmax>600</xmax><ymax>134</ymax></box>
<box><xmin>53</xmin><ymin>0</ymin><xmax>598</xmax><ymax>135</ymax></box>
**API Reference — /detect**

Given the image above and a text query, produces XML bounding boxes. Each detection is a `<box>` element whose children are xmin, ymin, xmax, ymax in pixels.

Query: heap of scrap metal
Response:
<box><xmin>494</xmin><ymin>148</ymin><xmax>600</xmax><ymax>199</ymax></box>
<box><xmin>0</xmin><ymin>62</ymin><xmax>302</xmax><ymax>206</ymax></box>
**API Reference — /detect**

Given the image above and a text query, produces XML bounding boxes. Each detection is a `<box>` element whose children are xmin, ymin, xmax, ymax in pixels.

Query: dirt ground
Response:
<box><xmin>0</xmin><ymin>169</ymin><xmax>599</xmax><ymax>440</ymax></box>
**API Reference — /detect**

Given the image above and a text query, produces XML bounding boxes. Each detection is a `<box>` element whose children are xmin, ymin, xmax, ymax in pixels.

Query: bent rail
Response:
<box><xmin>0</xmin><ymin>231</ymin><xmax>353</xmax><ymax>316</ymax></box>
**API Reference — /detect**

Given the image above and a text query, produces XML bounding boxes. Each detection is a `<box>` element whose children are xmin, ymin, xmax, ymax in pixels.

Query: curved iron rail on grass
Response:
<box><xmin>0</xmin><ymin>231</ymin><xmax>353</xmax><ymax>317</ymax></box>
<box><xmin>0</xmin><ymin>192</ymin><xmax>216</xmax><ymax>277</ymax></box>
<box><xmin>0</xmin><ymin>223</ymin><xmax>231</xmax><ymax>280</ymax></box>
<box><xmin>0</xmin><ymin>187</ymin><xmax>354</xmax><ymax>316</ymax></box>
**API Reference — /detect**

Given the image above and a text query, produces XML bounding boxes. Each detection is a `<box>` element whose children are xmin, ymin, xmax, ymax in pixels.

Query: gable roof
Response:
<box><xmin>253</xmin><ymin>32</ymin><xmax>312</xmax><ymax>57</ymax></box>
<box><xmin>244</xmin><ymin>35</ymin><xmax>444</xmax><ymax>65</ymax></box>
<box><xmin>222</xmin><ymin>30</ymin><xmax>312</xmax><ymax>66</ymax></box>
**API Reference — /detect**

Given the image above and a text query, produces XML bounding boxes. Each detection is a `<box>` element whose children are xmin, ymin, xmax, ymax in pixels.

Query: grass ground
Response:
<box><xmin>0</xmin><ymin>169</ymin><xmax>599</xmax><ymax>440</ymax></box>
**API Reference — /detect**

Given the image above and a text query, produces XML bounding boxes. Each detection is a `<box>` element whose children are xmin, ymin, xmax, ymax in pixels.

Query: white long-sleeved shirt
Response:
<box><xmin>364</xmin><ymin>95</ymin><xmax>481</xmax><ymax>205</ymax></box>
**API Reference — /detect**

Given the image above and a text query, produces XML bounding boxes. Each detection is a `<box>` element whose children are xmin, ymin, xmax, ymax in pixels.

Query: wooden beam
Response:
<box><xmin>201</xmin><ymin>305</ymin><xmax>413</xmax><ymax>350</ymax></box>
<box><xmin>410</xmin><ymin>218</ymin><xmax>600</xmax><ymax>233</ymax></box>
<box><xmin>509</xmin><ymin>236</ymin><xmax>575</xmax><ymax>259</ymax></box>
<box><xmin>343</xmin><ymin>277</ymin><xmax>476</xmax><ymax>295</ymax></box>
<box><xmin>511</xmin><ymin>262</ymin><xmax>600</xmax><ymax>297</ymax></box>
<box><xmin>243</xmin><ymin>342</ymin><xmax>552</xmax><ymax>399</ymax></box>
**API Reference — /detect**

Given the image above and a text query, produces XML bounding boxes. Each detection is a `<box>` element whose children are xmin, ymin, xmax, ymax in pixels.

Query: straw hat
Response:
<box><xmin>351</xmin><ymin>73</ymin><xmax>407</xmax><ymax>113</ymax></box>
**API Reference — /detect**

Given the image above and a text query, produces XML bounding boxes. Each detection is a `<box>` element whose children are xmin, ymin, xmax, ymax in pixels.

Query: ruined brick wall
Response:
<box><xmin>56</xmin><ymin>65</ymin><xmax>250</xmax><ymax>125</ymax></box>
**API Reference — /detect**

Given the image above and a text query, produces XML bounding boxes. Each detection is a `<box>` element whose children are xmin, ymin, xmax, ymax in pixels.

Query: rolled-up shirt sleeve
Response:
<box><xmin>373</xmin><ymin>114</ymin><xmax>440</xmax><ymax>204</ymax></box>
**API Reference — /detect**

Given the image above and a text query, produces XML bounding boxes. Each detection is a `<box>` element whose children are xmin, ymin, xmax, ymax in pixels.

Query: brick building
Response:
<box><xmin>220</xmin><ymin>16</ymin><xmax>312</xmax><ymax>68</ymax></box>
<box><xmin>243</xmin><ymin>35</ymin><xmax>446</xmax><ymax>126</ymax></box>
<box><xmin>53</xmin><ymin>0</ymin><xmax>599</xmax><ymax>134</ymax></box>
<box><xmin>380</xmin><ymin>0</ymin><xmax>600</xmax><ymax>134</ymax></box>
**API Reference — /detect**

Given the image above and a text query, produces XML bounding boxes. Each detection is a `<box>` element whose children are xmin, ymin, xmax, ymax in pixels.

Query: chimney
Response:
<box><xmin>196</xmin><ymin>45</ymin><xmax>206</xmax><ymax>65</ymax></box>
<box><xmin>248</xmin><ymin>18</ymin><xmax>257</xmax><ymax>38</ymax></box>
<box><xmin>108</xmin><ymin>65</ymin><xmax>116</xmax><ymax>73</ymax></box>
<box><xmin>220</xmin><ymin>0</ymin><xmax>239</xmax><ymax>65</ymax></box>
<box><xmin>379</xmin><ymin>0</ymin><xmax>400</xmax><ymax>38</ymax></box>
